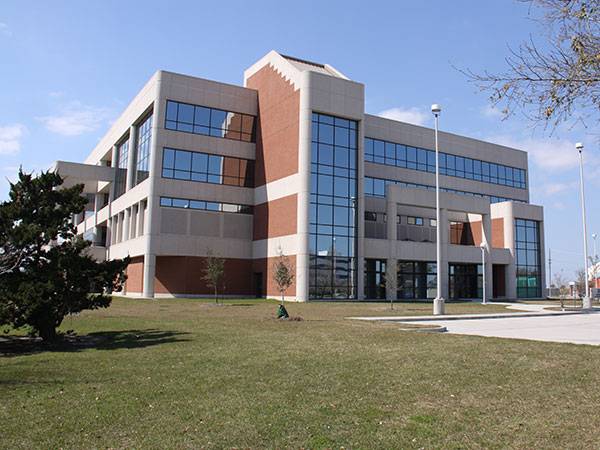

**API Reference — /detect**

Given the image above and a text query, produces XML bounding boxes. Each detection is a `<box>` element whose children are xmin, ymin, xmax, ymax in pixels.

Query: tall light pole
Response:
<box><xmin>480</xmin><ymin>242</ymin><xmax>487</xmax><ymax>304</ymax></box>
<box><xmin>576</xmin><ymin>142</ymin><xmax>592</xmax><ymax>308</ymax></box>
<box><xmin>432</xmin><ymin>104</ymin><xmax>445</xmax><ymax>315</ymax></box>
<box><xmin>593</xmin><ymin>234</ymin><xmax>597</xmax><ymax>260</ymax></box>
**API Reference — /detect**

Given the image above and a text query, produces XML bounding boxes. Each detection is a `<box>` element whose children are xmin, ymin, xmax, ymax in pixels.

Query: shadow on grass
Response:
<box><xmin>92</xmin><ymin>328</ymin><xmax>190</xmax><ymax>350</ymax></box>
<box><xmin>0</xmin><ymin>328</ymin><xmax>190</xmax><ymax>357</ymax></box>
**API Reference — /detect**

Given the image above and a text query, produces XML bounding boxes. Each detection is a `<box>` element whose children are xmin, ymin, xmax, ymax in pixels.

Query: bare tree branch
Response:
<box><xmin>458</xmin><ymin>0</ymin><xmax>600</xmax><ymax>131</ymax></box>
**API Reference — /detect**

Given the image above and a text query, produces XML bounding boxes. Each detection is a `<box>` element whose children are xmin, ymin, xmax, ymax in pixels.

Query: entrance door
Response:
<box><xmin>254</xmin><ymin>272</ymin><xmax>263</xmax><ymax>298</ymax></box>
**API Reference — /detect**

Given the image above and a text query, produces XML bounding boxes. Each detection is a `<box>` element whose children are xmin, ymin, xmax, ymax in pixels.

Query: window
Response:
<box><xmin>165</xmin><ymin>100</ymin><xmax>256</xmax><ymax>143</ymax></box>
<box><xmin>407</xmin><ymin>216</ymin><xmax>423</xmax><ymax>226</ymax></box>
<box><xmin>515</xmin><ymin>219</ymin><xmax>541</xmax><ymax>298</ymax></box>
<box><xmin>160</xmin><ymin>196</ymin><xmax>253</xmax><ymax>214</ymax></box>
<box><xmin>364</xmin><ymin>212</ymin><xmax>377</xmax><ymax>221</ymax></box>
<box><xmin>135</xmin><ymin>112</ymin><xmax>153</xmax><ymax>185</ymax></box>
<box><xmin>364</xmin><ymin>136</ymin><xmax>527</xmax><ymax>189</ymax></box>
<box><xmin>364</xmin><ymin>176</ymin><xmax>526</xmax><ymax>204</ymax></box>
<box><xmin>310</xmin><ymin>113</ymin><xmax>357</xmax><ymax>299</ymax></box>
<box><xmin>113</xmin><ymin>138</ymin><xmax>129</xmax><ymax>199</ymax></box>
<box><xmin>162</xmin><ymin>148</ymin><xmax>254</xmax><ymax>187</ymax></box>
<box><xmin>429</xmin><ymin>219</ymin><xmax>436</xmax><ymax>227</ymax></box>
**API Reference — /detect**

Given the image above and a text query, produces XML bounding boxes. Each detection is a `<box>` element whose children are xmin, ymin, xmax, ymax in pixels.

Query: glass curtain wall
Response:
<box><xmin>114</xmin><ymin>139</ymin><xmax>129</xmax><ymax>199</ymax></box>
<box><xmin>515</xmin><ymin>219</ymin><xmax>542</xmax><ymax>297</ymax></box>
<box><xmin>309</xmin><ymin>113</ymin><xmax>357</xmax><ymax>299</ymax></box>
<box><xmin>135</xmin><ymin>113</ymin><xmax>153</xmax><ymax>185</ymax></box>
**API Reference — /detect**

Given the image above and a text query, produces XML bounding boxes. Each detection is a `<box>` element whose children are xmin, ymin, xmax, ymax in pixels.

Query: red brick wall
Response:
<box><xmin>126</xmin><ymin>256</ymin><xmax>144</xmax><ymax>293</ymax></box>
<box><xmin>253</xmin><ymin>255</ymin><xmax>297</xmax><ymax>298</ymax></box>
<box><xmin>246</xmin><ymin>65</ymin><xmax>300</xmax><ymax>187</ymax></box>
<box><xmin>492</xmin><ymin>218</ymin><xmax>505</xmax><ymax>248</ymax></box>
<box><xmin>154</xmin><ymin>256</ymin><xmax>253</xmax><ymax>296</ymax></box>
<box><xmin>253</xmin><ymin>194</ymin><xmax>298</xmax><ymax>241</ymax></box>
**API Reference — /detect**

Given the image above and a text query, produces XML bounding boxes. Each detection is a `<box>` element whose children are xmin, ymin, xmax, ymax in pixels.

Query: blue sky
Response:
<box><xmin>1</xmin><ymin>0</ymin><xmax>598</xmax><ymax>282</ymax></box>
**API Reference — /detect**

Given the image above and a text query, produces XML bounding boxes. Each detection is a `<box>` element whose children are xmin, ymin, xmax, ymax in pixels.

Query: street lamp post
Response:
<box><xmin>480</xmin><ymin>242</ymin><xmax>487</xmax><ymax>305</ymax></box>
<box><xmin>432</xmin><ymin>104</ymin><xmax>445</xmax><ymax>315</ymax></box>
<box><xmin>576</xmin><ymin>142</ymin><xmax>592</xmax><ymax>309</ymax></box>
<box><xmin>593</xmin><ymin>234</ymin><xmax>597</xmax><ymax>260</ymax></box>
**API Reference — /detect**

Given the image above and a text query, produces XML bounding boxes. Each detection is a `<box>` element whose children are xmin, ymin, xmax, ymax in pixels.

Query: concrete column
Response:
<box><xmin>440</xmin><ymin>207</ymin><xmax>449</xmax><ymax>299</ymax></box>
<box><xmin>123</xmin><ymin>208</ymin><xmax>130</xmax><ymax>242</ymax></box>
<box><xmin>386</xmin><ymin>188</ymin><xmax>397</xmax><ymax>243</ymax></box>
<box><xmin>111</xmin><ymin>144</ymin><xmax>118</xmax><ymax>168</ymax></box>
<box><xmin>504</xmin><ymin>205</ymin><xmax>517</xmax><ymax>299</ymax></box>
<box><xmin>482</xmin><ymin>213</ymin><xmax>493</xmax><ymax>299</ymax></box>
<box><xmin>295</xmin><ymin>71</ymin><xmax>312</xmax><ymax>302</ymax></box>
<box><xmin>356</xmin><ymin>115</ymin><xmax>366</xmax><ymax>301</ymax></box>
<box><xmin>126</xmin><ymin>125</ymin><xmax>137</xmax><ymax>190</ymax></box>
<box><xmin>142</xmin><ymin>253</ymin><xmax>156</xmax><ymax>298</ymax></box>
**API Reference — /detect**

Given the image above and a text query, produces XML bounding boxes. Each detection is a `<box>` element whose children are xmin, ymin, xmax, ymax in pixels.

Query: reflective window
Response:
<box><xmin>162</xmin><ymin>147</ymin><xmax>254</xmax><ymax>187</ymax></box>
<box><xmin>159</xmin><ymin>196</ymin><xmax>253</xmax><ymax>214</ymax></box>
<box><xmin>165</xmin><ymin>100</ymin><xmax>256</xmax><ymax>143</ymax></box>
<box><xmin>365</xmin><ymin>137</ymin><xmax>527</xmax><ymax>189</ymax></box>
<box><xmin>114</xmin><ymin>138</ymin><xmax>129</xmax><ymax>199</ymax></box>
<box><xmin>135</xmin><ymin>112</ymin><xmax>153</xmax><ymax>185</ymax></box>
<box><xmin>515</xmin><ymin>219</ymin><xmax>541</xmax><ymax>298</ymax></box>
<box><xmin>310</xmin><ymin>113</ymin><xmax>358</xmax><ymax>299</ymax></box>
<box><xmin>364</xmin><ymin>176</ymin><xmax>526</xmax><ymax>204</ymax></box>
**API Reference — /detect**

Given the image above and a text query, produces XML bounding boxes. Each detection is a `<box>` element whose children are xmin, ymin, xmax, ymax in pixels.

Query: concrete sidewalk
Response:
<box><xmin>349</xmin><ymin>303</ymin><xmax>600</xmax><ymax>346</ymax></box>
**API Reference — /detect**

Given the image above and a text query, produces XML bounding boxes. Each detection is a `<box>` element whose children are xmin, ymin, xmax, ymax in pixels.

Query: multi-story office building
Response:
<box><xmin>52</xmin><ymin>50</ymin><xmax>545</xmax><ymax>301</ymax></box>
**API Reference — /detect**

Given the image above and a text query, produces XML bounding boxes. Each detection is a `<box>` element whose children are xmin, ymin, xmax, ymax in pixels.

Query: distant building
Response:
<box><xmin>52</xmin><ymin>50</ymin><xmax>545</xmax><ymax>301</ymax></box>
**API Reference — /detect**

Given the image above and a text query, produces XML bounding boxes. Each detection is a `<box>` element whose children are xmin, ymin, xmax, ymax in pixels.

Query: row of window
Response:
<box><xmin>364</xmin><ymin>212</ymin><xmax>434</xmax><ymax>227</ymax></box>
<box><xmin>159</xmin><ymin>196</ymin><xmax>253</xmax><ymax>214</ymax></box>
<box><xmin>364</xmin><ymin>176</ymin><xmax>526</xmax><ymax>204</ymax></box>
<box><xmin>515</xmin><ymin>218</ymin><xmax>541</xmax><ymax>298</ymax></box>
<box><xmin>365</xmin><ymin>137</ymin><xmax>527</xmax><ymax>189</ymax></box>
<box><xmin>165</xmin><ymin>100</ymin><xmax>256</xmax><ymax>143</ymax></box>
<box><xmin>162</xmin><ymin>147</ymin><xmax>254</xmax><ymax>187</ymax></box>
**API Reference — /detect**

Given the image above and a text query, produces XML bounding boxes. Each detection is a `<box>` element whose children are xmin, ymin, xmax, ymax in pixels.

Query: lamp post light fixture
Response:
<box><xmin>432</xmin><ymin>104</ymin><xmax>445</xmax><ymax>315</ymax></box>
<box><xmin>576</xmin><ymin>142</ymin><xmax>592</xmax><ymax>309</ymax></box>
<box><xmin>480</xmin><ymin>242</ymin><xmax>487</xmax><ymax>305</ymax></box>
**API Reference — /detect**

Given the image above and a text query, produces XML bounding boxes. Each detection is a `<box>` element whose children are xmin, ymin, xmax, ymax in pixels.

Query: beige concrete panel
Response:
<box><xmin>252</xmin><ymin>234</ymin><xmax>301</xmax><ymax>259</ymax></box>
<box><xmin>157</xmin><ymin>130</ymin><xmax>255</xmax><ymax>160</ymax></box>
<box><xmin>222</xmin><ymin>214</ymin><xmax>252</xmax><ymax>240</ymax></box>
<box><xmin>190</xmin><ymin>211</ymin><xmax>220</xmax><ymax>237</ymax></box>
<box><xmin>447</xmin><ymin>244</ymin><xmax>484</xmax><ymax>264</ymax></box>
<box><xmin>491</xmin><ymin>248</ymin><xmax>512</xmax><ymax>264</ymax></box>
<box><xmin>364</xmin><ymin>238</ymin><xmax>391</xmax><ymax>259</ymax></box>
<box><xmin>160</xmin><ymin>208</ymin><xmax>187</xmax><ymax>235</ymax></box>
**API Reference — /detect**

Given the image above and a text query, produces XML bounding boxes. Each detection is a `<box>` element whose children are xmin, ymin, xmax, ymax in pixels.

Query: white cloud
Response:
<box><xmin>378</xmin><ymin>107</ymin><xmax>429</xmax><ymax>126</ymax></box>
<box><xmin>483</xmin><ymin>135</ymin><xmax>594</xmax><ymax>173</ymax></box>
<box><xmin>482</xmin><ymin>105</ymin><xmax>502</xmax><ymax>118</ymax></box>
<box><xmin>39</xmin><ymin>102</ymin><xmax>115</xmax><ymax>136</ymax></box>
<box><xmin>541</xmin><ymin>182</ymin><xmax>577</xmax><ymax>196</ymax></box>
<box><xmin>0</xmin><ymin>23</ymin><xmax>12</xmax><ymax>37</ymax></box>
<box><xmin>0</xmin><ymin>124</ymin><xmax>27</xmax><ymax>155</ymax></box>
<box><xmin>48</xmin><ymin>91</ymin><xmax>65</xmax><ymax>98</ymax></box>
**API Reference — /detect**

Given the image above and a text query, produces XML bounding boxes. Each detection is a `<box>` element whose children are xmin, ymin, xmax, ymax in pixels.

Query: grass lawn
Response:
<box><xmin>2</xmin><ymin>297</ymin><xmax>599</xmax><ymax>449</ymax></box>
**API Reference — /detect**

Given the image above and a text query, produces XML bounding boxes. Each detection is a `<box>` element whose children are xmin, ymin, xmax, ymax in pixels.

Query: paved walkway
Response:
<box><xmin>349</xmin><ymin>303</ymin><xmax>600</xmax><ymax>346</ymax></box>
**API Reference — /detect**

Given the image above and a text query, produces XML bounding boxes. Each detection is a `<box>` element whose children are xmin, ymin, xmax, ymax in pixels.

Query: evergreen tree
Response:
<box><xmin>0</xmin><ymin>169</ymin><xmax>129</xmax><ymax>340</ymax></box>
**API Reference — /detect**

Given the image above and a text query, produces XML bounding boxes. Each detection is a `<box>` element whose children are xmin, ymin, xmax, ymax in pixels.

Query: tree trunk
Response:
<box><xmin>215</xmin><ymin>287</ymin><xmax>218</xmax><ymax>304</ymax></box>
<box><xmin>38</xmin><ymin>322</ymin><xmax>58</xmax><ymax>341</ymax></box>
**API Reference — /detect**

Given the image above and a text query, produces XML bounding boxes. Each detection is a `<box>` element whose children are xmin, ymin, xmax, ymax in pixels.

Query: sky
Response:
<box><xmin>1</xmin><ymin>0</ymin><xmax>599</xmax><ymax>283</ymax></box>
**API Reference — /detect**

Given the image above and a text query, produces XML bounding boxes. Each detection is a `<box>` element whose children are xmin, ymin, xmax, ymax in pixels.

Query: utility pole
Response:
<box><xmin>548</xmin><ymin>248</ymin><xmax>552</xmax><ymax>288</ymax></box>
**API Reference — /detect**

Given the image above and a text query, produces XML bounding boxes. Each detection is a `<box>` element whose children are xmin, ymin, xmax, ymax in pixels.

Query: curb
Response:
<box><xmin>348</xmin><ymin>309</ymin><xmax>600</xmax><ymax>323</ymax></box>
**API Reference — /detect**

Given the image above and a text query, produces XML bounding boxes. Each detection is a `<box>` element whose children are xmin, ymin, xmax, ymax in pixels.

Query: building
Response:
<box><xmin>52</xmin><ymin>50</ymin><xmax>546</xmax><ymax>301</ymax></box>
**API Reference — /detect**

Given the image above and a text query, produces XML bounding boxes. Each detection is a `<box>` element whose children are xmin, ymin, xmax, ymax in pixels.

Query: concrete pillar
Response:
<box><xmin>440</xmin><ymin>207</ymin><xmax>449</xmax><ymax>299</ymax></box>
<box><xmin>126</xmin><ymin>125</ymin><xmax>137</xmax><ymax>190</ymax></box>
<box><xmin>295</xmin><ymin>71</ymin><xmax>312</xmax><ymax>302</ymax></box>
<box><xmin>504</xmin><ymin>205</ymin><xmax>517</xmax><ymax>299</ymax></box>
<box><xmin>482</xmin><ymin>213</ymin><xmax>493</xmax><ymax>300</ymax></box>
<box><xmin>111</xmin><ymin>144</ymin><xmax>118</xmax><ymax>168</ymax></box>
<box><xmin>123</xmin><ymin>208</ymin><xmax>130</xmax><ymax>242</ymax></box>
<box><xmin>142</xmin><ymin>253</ymin><xmax>156</xmax><ymax>298</ymax></box>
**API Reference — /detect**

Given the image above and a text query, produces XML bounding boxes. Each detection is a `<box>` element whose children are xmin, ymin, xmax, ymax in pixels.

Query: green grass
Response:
<box><xmin>2</xmin><ymin>297</ymin><xmax>600</xmax><ymax>449</ymax></box>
